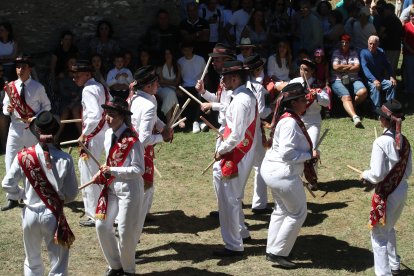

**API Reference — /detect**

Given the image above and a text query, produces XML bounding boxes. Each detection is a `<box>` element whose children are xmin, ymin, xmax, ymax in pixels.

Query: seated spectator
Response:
<box><xmin>143</xmin><ymin>9</ymin><xmax>181</xmax><ymax>64</ymax></box>
<box><xmin>106</xmin><ymin>54</ymin><xmax>133</xmax><ymax>100</ymax></box>
<box><xmin>331</xmin><ymin>34</ymin><xmax>367</xmax><ymax>127</ymax></box>
<box><xmin>360</xmin><ymin>35</ymin><xmax>396</xmax><ymax>110</ymax></box>
<box><xmin>292</xmin><ymin>48</ymin><xmax>310</xmax><ymax>77</ymax></box>
<box><xmin>378</xmin><ymin>3</ymin><xmax>404</xmax><ymax>74</ymax></box>
<box><xmin>402</xmin><ymin>7</ymin><xmax>414</xmax><ymax>95</ymax></box>
<box><xmin>241</xmin><ymin>8</ymin><xmax>268</xmax><ymax>58</ymax></box>
<box><xmin>90</xmin><ymin>54</ymin><xmax>108</xmax><ymax>89</ymax></box>
<box><xmin>89</xmin><ymin>20</ymin><xmax>120</xmax><ymax>73</ymax></box>
<box><xmin>137</xmin><ymin>48</ymin><xmax>153</xmax><ymax>68</ymax></box>
<box><xmin>267</xmin><ymin>40</ymin><xmax>292</xmax><ymax>92</ymax></box>
<box><xmin>124</xmin><ymin>50</ymin><xmax>136</xmax><ymax>73</ymax></box>
<box><xmin>180</xmin><ymin>2</ymin><xmax>210</xmax><ymax>58</ymax></box>
<box><xmin>400</xmin><ymin>0</ymin><xmax>414</xmax><ymax>23</ymax></box>
<box><xmin>0</xmin><ymin>21</ymin><xmax>18</xmax><ymax>81</ymax></box>
<box><xmin>236</xmin><ymin>37</ymin><xmax>255</xmax><ymax>62</ymax></box>
<box><xmin>55</xmin><ymin>56</ymin><xmax>82</xmax><ymax>140</ymax></box>
<box><xmin>156</xmin><ymin>49</ymin><xmax>181</xmax><ymax>126</ymax></box>
<box><xmin>177</xmin><ymin>42</ymin><xmax>206</xmax><ymax>133</ymax></box>
<box><xmin>50</xmin><ymin>30</ymin><xmax>78</xmax><ymax>77</ymax></box>
<box><xmin>352</xmin><ymin>6</ymin><xmax>377</xmax><ymax>52</ymax></box>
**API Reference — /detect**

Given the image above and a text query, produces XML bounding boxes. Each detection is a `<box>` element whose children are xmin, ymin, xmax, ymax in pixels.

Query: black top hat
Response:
<box><xmin>209</xmin><ymin>43</ymin><xmax>236</xmax><ymax>58</ymax></box>
<box><xmin>376</xmin><ymin>99</ymin><xmax>405</xmax><ymax>121</ymax></box>
<box><xmin>243</xmin><ymin>54</ymin><xmax>265</xmax><ymax>71</ymax></box>
<box><xmin>281</xmin><ymin>83</ymin><xmax>307</xmax><ymax>102</ymax></box>
<box><xmin>101</xmin><ymin>96</ymin><xmax>133</xmax><ymax>115</ymax></box>
<box><xmin>29</xmin><ymin>111</ymin><xmax>60</xmax><ymax>139</ymax></box>
<box><xmin>71</xmin><ymin>60</ymin><xmax>93</xmax><ymax>72</ymax></box>
<box><xmin>298</xmin><ymin>58</ymin><xmax>316</xmax><ymax>70</ymax></box>
<box><xmin>133</xmin><ymin>65</ymin><xmax>158</xmax><ymax>89</ymax></box>
<box><xmin>221</xmin><ymin>60</ymin><xmax>245</xmax><ymax>75</ymax></box>
<box><xmin>15</xmin><ymin>53</ymin><xmax>35</xmax><ymax>67</ymax></box>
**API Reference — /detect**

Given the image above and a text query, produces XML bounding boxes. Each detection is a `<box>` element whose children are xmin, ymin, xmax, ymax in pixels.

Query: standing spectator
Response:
<box><xmin>403</xmin><ymin>7</ymin><xmax>414</xmax><ymax>94</ymax></box>
<box><xmin>316</xmin><ymin>0</ymin><xmax>333</xmax><ymax>34</ymax></box>
<box><xmin>352</xmin><ymin>6</ymin><xmax>377</xmax><ymax>52</ymax></box>
<box><xmin>0</xmin><ymin>22</ymin><xmax>18</xmax><ymax>81</ymax></box>
<box><xmin>331</xmin><ymin>34</ymin><xmax>367</xmax><ymax>127</ymax></box>
<box><xmin>222</xmin><ymin>0</ymin><xmax>241</xmax><ymax>45</ymax></box>
<box><xmin>89</xmin><ymin>20</ymin><xmax>121</xmax><ymax>74</ymax></box>
<box><xmin>180</xmin><ymin>2</ymin><xmax>210</xmax><ymax>59</ymax></box>
<box><xmin>224</xmin><ymin>0</ymin><xmax>254</xmax><ymax>46</ymax></box>
<box><xmin>156</xmin><ymin>48</ymin><xmax>181</xmax><ymax>126</ymax></box>
<box><xmin>199</xmin><ymin>0</ymin><xmax>224</xmax><ymax>51</ymax></box>
<box><xmin>267</xmin><ymin>40</ymin><xmax>292</xmax><ymax>92</ymax></box>
<box><xmin>379</xmin><ymin>3</ymin><xmax>404</xmax><ymax>75</ymax></box>
<box><xmin>267</xmin><ymin>0</ymin><xmax>294</xmax><ymax>48</ymax></box>
<box><xmin>360</xmin><ymin>35</ymin><xmax>396</xmax><ymax>110</ymax></box>
<box><xmin>50</xmin><ymin>30</ymin><xmax>78</xmax><ymax>77</ymax></box>
<box><xmin>177</xmin><ymin>42</ymin><xmax>206</xmax><ymax>133</ymax></box>
<box><xmin>143</xmin><ymin>9</ymin><xmax>181</xmax><ymax>63</ymax></box>
<box><xmin>106</xmin><ymin>54</ymin><xmax>133</xmax><ymax>100</ymax></box>
<box><xmin>241</xmin><ymin>9</ymin><xmax>268</xmax><ymax>58</ymax></box>
<box><xmin>324</xmin><ymin>10</ymin><xmax>345</xmax><ymax>54</ymax></box>
<box><xmin>297</xmin><ymin>1</ymin><xmax>324</xmax><ymax>54</ymax></box>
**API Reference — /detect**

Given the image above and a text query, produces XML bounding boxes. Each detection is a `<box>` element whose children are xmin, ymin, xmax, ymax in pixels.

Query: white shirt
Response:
<box><xmin>267</xmin><ymin>55</ymin><xmax>290</xmax><ymax>82</ymax></box>
<box><xmin>81</xmin><ymin>78</ymin><xmax>109</xmax><ymax>136</ymax></box>
<box><xmin>264</xmin><ymin>116</ymin><xmax>312</xmax><ymax>176</ymax></box>
<box><xmin>130</xmin><ymin>90</ymin><xmax>165</xmax><ymax>148</ymax></box>
<box><xmin>2</xmin><ymin>77</ymin><xmax>51</xmax><ymax>123</ymax></box>
<box><xmin>177</xmin><ymin>55</ymin><xmax>206</xmax><ymax>87</ymax></box>
<box><xmin>217</xmin><ymin>85</ymin><xmax>257</xmax><ymax>155</ymax></box>
<box><xmin>0</xmin><ymin>41</ymin><xmax>15</xmax><ymax>65</ymax></box>
<box><xmin>104</xmin><ymin>123</ymin><xmax>145</xmax><ymax>183</ymax></box>
<box><xmin>2</xmin><ymin>144</ymin><xmax>78</xmax><ymax>208</ymax></box>
<box><xmin>106</xmin><ymin>67</ymin><xmax>133</xmax><ymax>88</ymax></box>
<box><xmin>228</xmin><ymin>9</ymin><xmax>250</xmax><ymax>44</ymax></box>
<box><xmin>362</xmin><ymin>130</ymin><xmax>412</xmax><ymax>184</ymax></box>
<box><xmin>199</xmin><ymin>6</ymin><xmax>223</xmax><ymax>42</ymax></box>
<box><xmin>289</xmin><ymin>77</ymin><xmax>330</xmax><ymax>125</ymax></box>
<box><xmin>247</xmin><ymin>78</ymin><xmax>271</xmax><ymax>119</ymax></box>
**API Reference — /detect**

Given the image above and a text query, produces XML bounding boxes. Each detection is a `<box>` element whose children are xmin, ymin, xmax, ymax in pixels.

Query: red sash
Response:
<box><xmin>4</xmin><ymin>81</ymin><xmax>35</xmax><ymax>120</ymax></box>
<box><xmin>17</xmin><ymin>146</ymin><xmax>75</xmax><ymax>248</ymax></box>
<box><xmin>280</xmin><ymin>111</ymin><xmax>318</xmax><ymax>185</ymax></box>
<box><xmin>95</xmin><ymin>128</ymin><xmax>138</xmax><ymax>220</ymax></box>
<box><xmin>369</xmin><ymin>135</ymin><xmax>411</xmax><ymax>228</ymax></box>
<box><xmin>220</xmin><ymin>106</ymin><xmax>257</xmax><ymax>179</ymax></box>
<box><xmin>80</xmin><ymin>86</ymin><xmax>110</xmax><ymax>158</ymax></box>
<box><xmin>143</xmin><ymin>145</ymin><xmax>155</xmax><ymax>188</ymax></box>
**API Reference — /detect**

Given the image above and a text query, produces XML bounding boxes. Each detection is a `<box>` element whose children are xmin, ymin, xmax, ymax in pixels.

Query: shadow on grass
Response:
<box><xmin>307</xmin><ymin>201</ymin><xmax>349</xmax><ymax>213</ymax></box>
<box><xmin>143</xmin><ymin>210</ymin><xmax>219</xmax><ymax>235</ymax></box>
<box><xmin>318</xmin><ymin>179</ymin><xmax>365</xmax><ymax>193</ymax></box>
<box><xmin>65</xmin><ymin>200</ymin><xmax>85</xmax><ymax>217</ymax></box>
<box><xmin>290</xmin><ymin>234</ymin><xmax>373</xmax><ymax>272</ymax></box>
<box><xmin>139</xmin><ymin>267</ymin><xmax>231</xmax><ymax>275</ymax></box>
<box><xmin>136</xmin><ymin>242</ymin><xmax>256</xmax><ymax>266</ymax></box>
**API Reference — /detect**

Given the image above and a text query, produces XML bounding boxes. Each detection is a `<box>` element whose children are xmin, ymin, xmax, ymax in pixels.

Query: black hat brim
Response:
<box><xmin>29</xmin><ymin>116</ymin><xmax>60</xmax><ymax>139</ymax></box>
<box><xmin>101</xmin><ymin>104</ymin><xmax>133</xmax><ymax>115</ymax></box>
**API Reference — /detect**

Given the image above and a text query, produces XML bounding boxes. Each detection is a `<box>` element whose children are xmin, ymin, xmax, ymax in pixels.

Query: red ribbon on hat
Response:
<box><xmin>381</xmin><ymin>105</ymin><xmax>403</xmax><ymax>150</ymax></box>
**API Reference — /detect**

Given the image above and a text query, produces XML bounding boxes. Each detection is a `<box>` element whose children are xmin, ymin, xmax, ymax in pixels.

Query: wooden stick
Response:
<box><xmin>304</xmin><ymin>183</ymin><xmax>317</xmax><ymax>198</ymax></box>
<box><xmin>200</xmin><ymin>57</ymin><xmax>212</xmax><ymax>81</ymax></box>
<box><xmin>78</xmin><ymin>141</ymin><xmax>101</xmax><ymax>167</ymax></box>
<box><xmin>171</xmin><ymin>117</ymin><xmax>187</xmax><ymax>129</ymax></box>
<box><xmin>179</xmin><ymin>86</ymin><xmax>203</xmax><ymax>105</ymax></box>
<box><xmin>60</xmin><ymin>139</ymin><xmax>79</xmax><ymax>146</ymax></box>
<box><xmin>201</xmin><ymin>159</ymin><xmax>216</xmax><ymax>175</ymax></box>
<box><xmin>347</xmin><ymin>165</ymin><xmax>363</xmax><ymax>174</ymax></box>
<box><xmin>154</xmin><ymin>165</ymin><xmax>162</xmax><ymax>178</ymax></box>
<box><xmin>374</xmin><ymin>127</ymin><xmax>378</xmax><ymax>139</ymax></box>
<box><xmin>200</xmin><ymin>116</ymin><xmax>223</xmax><ymax>139</ymax></box>
<box><xmin>167</xmin><ymin>104</ymin><xmax>180</xmax><ymax>129</ymax></box>
<box><xmin>61</xmin><ymin>118</ymin><xmax>82</xmax><ymax>124</ymax></box>
<box><xmin>78</xmin><ymin>179</ymin><xmax>95</xmax><ymax>190</ymax></box>
<box><xmin>172</xmin><ymin>98</ymin><xmax>191</xmax><ymax>124</ymax></box>
<box><xmin>67</xmin><ymin>147</ymin><xmax>73</xmax><ymax>154</ymax></box>
<box><xmin>315</xmin><ymin>129</ymin><xmax>329</xmax><ymax>150</ymax></box>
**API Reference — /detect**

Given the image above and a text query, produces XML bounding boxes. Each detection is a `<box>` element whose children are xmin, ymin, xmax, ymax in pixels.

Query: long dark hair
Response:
<box><xmin>0</xmin><ymin>21</ymin><xmax>14</xmax><ymax>42</ymax></box>
<box><xmin>247</xmin><ymin>9</ymin><xmax>266</xmax><ymax>30</ymax></box>
<box><xmin>95</xmin><ymin>20</ymin><xmax>113</xmax><ymax>38</ymax></box>
<box><xmin>162</xmin><ymin>48</ymin><xmax>178</xmax><ymax>75</ymax></box>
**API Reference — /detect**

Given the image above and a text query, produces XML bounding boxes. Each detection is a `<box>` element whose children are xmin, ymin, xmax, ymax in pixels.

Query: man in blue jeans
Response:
<box><xmin>360</xmin><ymin>35</ymin><xmax>397</xmax><ymax>111</ymax></box>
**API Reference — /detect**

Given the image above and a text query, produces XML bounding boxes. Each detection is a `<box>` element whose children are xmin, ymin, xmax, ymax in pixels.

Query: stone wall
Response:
<box><xmin>0</xmin><ymin>0</ymin><xmax>181</xmax><ymax>76</ymax></box>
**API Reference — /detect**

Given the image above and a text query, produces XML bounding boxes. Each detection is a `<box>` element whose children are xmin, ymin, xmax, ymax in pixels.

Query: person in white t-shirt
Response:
<box><xmin>224</xmin><ymin>0</ymin><xmax>254</xmax><ymax>45</ymax></box>
<box><xmin>106</xmin><ymin>54</ymin><xmax>133</xmax><ymax>100</ymax></box>
<box><xmin>177</xmin><ymin>42</ymin><xmax>207</xmax><ymax>133</ymax></box>
<box><xmin>199</xmin><ymin>0</ymin><xmax>224</xmax><ymax>47</ymax></box>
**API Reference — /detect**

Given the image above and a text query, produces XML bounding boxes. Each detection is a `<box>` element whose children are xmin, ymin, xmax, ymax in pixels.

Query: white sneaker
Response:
<box><xmin>199</xmin><ymin>122</ymin><xmax>208</xmax><ymax>132</ymax></box>
<box><xmin>192</xmin><ymin>121</ymin><xmax>201</xmax><ymax>133</ymax></box>
<box><xmin>353</xmin><ymin>115</ymin><xmax>364</xmax><ymax>128</ymax></box>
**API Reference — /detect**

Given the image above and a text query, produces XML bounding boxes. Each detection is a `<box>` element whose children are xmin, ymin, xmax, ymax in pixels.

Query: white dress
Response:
<box><xmin>157</xmin><ymin>64</ymin><xmax>179</xmax><ymax>115</ymax></box>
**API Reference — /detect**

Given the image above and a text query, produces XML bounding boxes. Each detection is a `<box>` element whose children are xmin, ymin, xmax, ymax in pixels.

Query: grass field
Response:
<box><xmin>0</xmin><ymin>115</ymin><xmax>413</xmax><ymax>275</ymax></box>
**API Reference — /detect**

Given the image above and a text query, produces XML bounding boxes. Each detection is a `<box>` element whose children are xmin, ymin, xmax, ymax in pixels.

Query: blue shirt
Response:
<box><xmin>360</xmin><ymin>48</ymin><xmax>393</xmax><ymax>82</ymax></box>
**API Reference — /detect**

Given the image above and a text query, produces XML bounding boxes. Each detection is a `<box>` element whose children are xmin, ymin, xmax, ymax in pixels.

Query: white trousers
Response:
<box><xmin>252</xmin><ymin>138</ymin><xmax>268</xmax><ymax>209</ymax></box>
<box><xmin>214</xmin><ymin>147</ymin><xmax>255</xmax><ymax>251</ymax></box>
<box><xmin>95</xmin><ymin>181</ymin><xmax>144</xmax><ymax>274</ymax></box>
<box><xmin>5</xmin><ymin>122</ymin><xmax>37</xmax><ymax>170</ymax></box>
<box><xmin>136</xmin><ymin>185</ymin><xmax>154</xmax><ymax>239</ymax></box>
<box><xmin>305</xmin><ymin>122</ymin><xmax>320</xmax><ymax>149</ymax></box>
<box><xmin>79</xmin><ymin>131</ymin><xmax>105</xmax><ymax>220</ymax></box>
<box><xmin>22</xmin><ymin>206</ymin><xmax>69</xmax><ymax>276</ymax></box>
<box><xmin>371</xmin><ymin>182</ymin><xmax>408</xmax><ymax>276</ymax></box>
<box><xmin>261</xmin><ymin>162</ymin><xmax>307</xmax><ymax>256</ymax></box>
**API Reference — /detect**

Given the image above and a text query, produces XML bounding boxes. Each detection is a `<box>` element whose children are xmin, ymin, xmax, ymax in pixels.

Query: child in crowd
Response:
<box><xmin>106</xmin><ymin>54</ymin><xmax>134</xmax><ymax>100</ymax></box>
